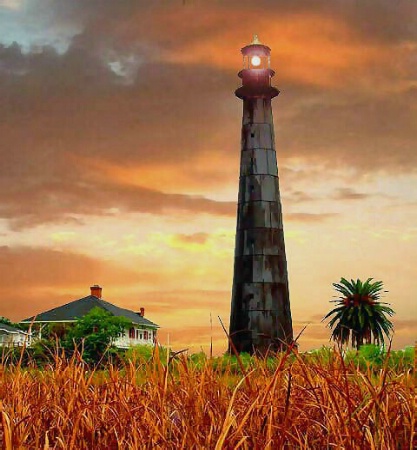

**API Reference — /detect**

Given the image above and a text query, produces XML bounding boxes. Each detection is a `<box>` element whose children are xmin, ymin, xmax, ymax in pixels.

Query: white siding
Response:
<box><xmin>113</xmin><ymin>327</ymin><xmax>156</xmax><ymax>349</ymax></box>
<box><xmin>0</xmin><ymin>331</ymin><xmax>32</xmax><ymax>347</ymax></box>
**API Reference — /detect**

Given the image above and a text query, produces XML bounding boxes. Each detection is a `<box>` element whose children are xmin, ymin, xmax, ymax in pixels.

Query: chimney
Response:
<box><xmin>136</xmin><ymin>307</ymin><xmax>145</xmax><ymax>317</ymax></box>
<box><xmin>90</xmin><ymin>285</ymin><xmax>102</xmax><ymax>299</ymax></box>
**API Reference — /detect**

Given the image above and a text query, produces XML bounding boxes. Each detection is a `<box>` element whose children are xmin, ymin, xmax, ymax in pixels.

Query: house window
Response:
<box><xmin>136</xmin><ymin>329</ymin><xmax>139</xmax><ymax>339</ymax></box>
<box><xmin>144</xmin><ymin>331</ymin><xmax>148</xmax><ymax>340</ymax></box>
<box><xmin>140</xmin><ymin>333</ymin><xmax>143</xmax><ymax>340</ymax></box>
<box><xmin>129</xmin><ymin>327</ymin><xmax>135</xmax><ymax>339</ymax></box>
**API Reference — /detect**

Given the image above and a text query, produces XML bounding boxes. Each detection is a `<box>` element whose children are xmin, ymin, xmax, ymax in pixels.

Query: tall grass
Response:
<box><xmin>0</xmin><ymin>345</ymin><xmax>415</xmax><ymax>449</ymax></box>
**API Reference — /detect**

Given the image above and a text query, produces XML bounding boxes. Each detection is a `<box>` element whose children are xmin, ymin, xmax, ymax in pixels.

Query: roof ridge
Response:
<box><xmin>20</xmin><ymin>295</ymin><xmax>159</xmax><ymax>328</ymax></box>
<box><xmin>21</xmin><ymin>295</ymin><xmax>96</xmax><ymax>322</ymax></box>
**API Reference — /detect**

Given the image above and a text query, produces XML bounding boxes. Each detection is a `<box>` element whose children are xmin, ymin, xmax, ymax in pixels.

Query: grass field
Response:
<box><xmin>0</xmin><ymin>345</ymin><xmax>415</xmax><ymax>449</ymax></box>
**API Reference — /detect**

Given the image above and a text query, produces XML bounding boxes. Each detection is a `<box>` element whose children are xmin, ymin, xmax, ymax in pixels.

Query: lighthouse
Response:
<box><xmin>229</xmin><ymin>35</ymin><xmax>293</xmax><ymax>354</ymax></box>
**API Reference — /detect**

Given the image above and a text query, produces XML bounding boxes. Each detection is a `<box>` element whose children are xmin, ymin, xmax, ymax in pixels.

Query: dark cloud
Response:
<box><xmin>0</xmin><ymin>36</ymin><xmax>239</xmax><ymax>229</ymax></box>
<box><xmin>0</xmin><ymin>0</ymin><xmax>416</xmax><ymax>230</ymax></box>
<box><xmin>335</xmin><ymin>0</ymin><xmax>417</xmax><ymax>44</ymax></box>
<box><xmin>332</xmin><ymin>188</ymin><xmax>369</xmax><ymax>201</ymax></box>
<box><xmin>0</xmin><ymin>178</ymin><xmax>235</xmax><ymax>230</ymax></box>
<box><xmin>276</xmin><ymin>87</ymin><xmax>417</xmax><ymax>173</ymax></box>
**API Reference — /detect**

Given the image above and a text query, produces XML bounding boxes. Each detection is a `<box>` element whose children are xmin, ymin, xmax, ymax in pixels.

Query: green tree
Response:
<box><xmin>0</xmin><ymin>317</ymin><xmax>13</xmax><ymax>326</ymax></box>
<box><xmin>64</xmin><ymin>307</ymin><xmax>131</xmax><ymax>364</ymax></box>
<box><xmin>323</xmin><ymin>278</ymin><xmax>394</xmax><ymax>350</ymax></box>
<box><xmin>0</xmin><ymin>316</ymin><xmax>25</xmax><ymax>330</ymax></box>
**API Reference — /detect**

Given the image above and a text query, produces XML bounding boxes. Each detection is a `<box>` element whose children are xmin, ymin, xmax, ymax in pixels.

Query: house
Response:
<box><xmin>0</xmin><ymin>323</ymin><xmax>32</xmax><ymax>347</ymax></box>
<box><xmin>20</xmin><ymin>285</ymin><xmax>159</xmax><ymax>349</ymax></box>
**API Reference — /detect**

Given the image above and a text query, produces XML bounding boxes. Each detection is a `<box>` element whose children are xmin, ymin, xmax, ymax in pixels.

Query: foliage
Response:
<box><xmin>63</xmin><ymin>307</ymin><xmax>131</xmax><ymax>364</ymax></box>
<box><xmin>344</xmin><ymin>344</ymin><xmax>415</xmax><ymax>372</ymax></box>
<box><xmin>122</xmin><ymin>344</ymin><xmax>167</xmax><ymax>364</ymax></box>
<box><xmin>2</xmin><ymin>339</ymin><xmax>58</xmax><ymax>367</ymax></box>
<box><xmin>0</xmin><ymin>316</ymin><xmax>25</xmax><ymax>330</ymax></box>
<box><xmin>0</xmin><ymin>347</ymin><xmax>414</xmax><ymax>448</ymax></box>
<box><xmin>0</xmin><ymin>317</ymin><xmax>13</xmax><ymax>326</ymax></box>
<box><xmin>42</xmin><ymin>323</ymin><xmax>73</xmax><ymax>340</ymax></box>
<box><xmin>323</xmin><ymin>277</ymin><xmax>395</xmax><ymax>349</ymax></box>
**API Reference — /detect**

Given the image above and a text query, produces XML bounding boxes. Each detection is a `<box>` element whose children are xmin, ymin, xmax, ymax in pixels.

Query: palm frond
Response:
<box><xmin>323</xmin><ymin>277</ymin><xmax>395</xmax><ymax>349</ymax></box>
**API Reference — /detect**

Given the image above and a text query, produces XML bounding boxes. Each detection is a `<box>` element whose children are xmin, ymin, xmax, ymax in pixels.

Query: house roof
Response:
<box><xmin>21</xmin><ymin>295</ymin><xmax>159</xmax><ymax>329</ymax></box>
<box><xmin>0</xmin><ymin>323</ymin><xmax>29</xmax><ymax>334</ymax></box>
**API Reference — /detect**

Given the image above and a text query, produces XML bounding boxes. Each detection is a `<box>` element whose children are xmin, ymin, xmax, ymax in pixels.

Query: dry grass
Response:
<box><xmin>0</xmin><ymin>346</ymin><xmax>415</xmax><ymax>449</ymax></box>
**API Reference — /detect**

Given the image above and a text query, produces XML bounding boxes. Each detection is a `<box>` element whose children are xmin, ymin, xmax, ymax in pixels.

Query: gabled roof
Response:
<box><xmin>21</xmin><ymin>295</ymin><xmax>159</xmax><ymax>329</ymax></box>
<box><xmin>0</xmin><ymin>323</ymin><xmax>29</xmax><ymax>334</ymax></box>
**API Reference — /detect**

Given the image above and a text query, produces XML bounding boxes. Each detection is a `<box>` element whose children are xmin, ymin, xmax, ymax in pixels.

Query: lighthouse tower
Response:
<box><xmin>229</xmin><ymin>35</ymin><xmax>293</xmax><ymax>354</ymax></box>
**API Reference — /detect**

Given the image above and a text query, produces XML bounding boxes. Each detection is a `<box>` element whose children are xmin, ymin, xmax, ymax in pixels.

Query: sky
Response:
<box><xmin>0</xmin><ymin>0</ymin><xmax>416</xmax><ymax>354</ymax></box>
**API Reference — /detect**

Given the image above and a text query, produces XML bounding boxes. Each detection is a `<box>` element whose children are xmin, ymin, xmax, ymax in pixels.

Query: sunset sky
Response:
<box><xmin>0</xmin><ymin>0</ymin><xmax>416</xmax><ymax>353</ymax></box>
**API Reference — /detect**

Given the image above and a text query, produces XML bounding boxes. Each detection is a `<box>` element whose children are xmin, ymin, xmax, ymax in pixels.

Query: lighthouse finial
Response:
<box><xmin>251</xmin><ymin>34</ymin><xmax>261</xmax><ymax>45</ymax></box>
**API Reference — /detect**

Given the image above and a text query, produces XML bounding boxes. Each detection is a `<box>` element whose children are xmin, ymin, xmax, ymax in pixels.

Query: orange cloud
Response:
<box><xmin>129</xmin><ymin>6</ymin><xmax>401</xmax><ymax>89</ymax></box>
<box><xmin>285</xmin><ymin>213</ymin><xmax>338</xmax><ymax>223</ymax></box>
<box><xmin>0</xmin><ymin>246</ymin><xmax>166</xmax><ymax>321</ymax></box>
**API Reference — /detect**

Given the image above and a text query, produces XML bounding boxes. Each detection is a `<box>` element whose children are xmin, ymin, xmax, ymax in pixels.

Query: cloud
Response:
<box><xmin>0</xmin><ymin>246</ymin><xmax>135</xmax><ymax>288</ymax></box>
<box><xmin>0</xmin><ymin>38</ymin><xmax>239</xmax><ymax>229</ymax></box>
<box><xmin>332</xmin><ymin>188</ymin><xmax>370</xmax><ymax>201</ymax></box>
<box><xmin>0</xmin><ymin>0</ymin><xmax>416</xmax><ymax>232</ymax></box>
<box><xmin>127</xmin><ymin>289</ymin><xmax>230</xmax><ymax>314</ymax></box>
<box><xmin>392</xmin><ymin>319</ymin><xmax>417</xmax><ymax>334</ymax></box>
<box><xmin>174</xmin><ymin>233</ymin><xmax>209</xmax><ymax>245</ymax></box>
<box><xmin>277</xmin><ymin>87</ymin><xmax>417</xmax><ymax>174</ymax></box>
<box><xmin>0</xmin><ymin>245</ymin><xmax>145</xmax><ymax>319</ymax></box>
<box><xmin>0</xmin><ymin>159</ymin><xmax>235</xmax><ymax>230</ymax></box>
<box><xmin>0</xmin><ymin>239</ymin><xmax>232</xmax><ymax>323</ymax></box>
<box><xmin>284</xmin><ymin>191</ymin><xmax>318</xmax><ymax>203</ymax></box>
<box><xmin>285</xmin><ymin>213</ymin><xmax>338</xmax><ymax>223</ymax></box>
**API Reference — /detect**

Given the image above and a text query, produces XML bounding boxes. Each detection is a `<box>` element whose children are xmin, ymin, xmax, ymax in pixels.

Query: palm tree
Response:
<box><xmin>323</xmin><ymin>278</ymin><xmax>394</xmax><ymax>349</ymax></box>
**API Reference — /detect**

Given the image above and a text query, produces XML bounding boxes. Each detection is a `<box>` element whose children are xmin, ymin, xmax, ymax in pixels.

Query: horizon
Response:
<box><xmin>0</xmin><ymin>0</ymin><xmax>416</xmax><ymax>354</ymax></box>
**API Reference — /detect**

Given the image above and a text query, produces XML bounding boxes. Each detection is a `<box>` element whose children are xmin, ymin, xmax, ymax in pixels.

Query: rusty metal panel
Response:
<box><xmin>240</xmin><ymin>150</ymin><xmax>253</xmax><ymax>176</ymax></box>
<box><xmin>238</xmin><ymin>201</ymin><xmax>272</xmax><ymax>229</ymax></box>
<box><xmin>238</xmin><ymin>175</ymin><xmax>279</xmax><ymax>203</ymax></box>
<box><xmin>241</xmin><ymin>124</ymin><xmax>273</xmax><ymax>150</ymax></box>
<box><xmin>266</xmin><ymin>150</ymin><xmax>278</xmax><ymax>176</ymax></box>
<box><xmin>233</xmin><ymin>256</ymin><xmax>261</xmax><ymax>283</ymax></box>
<box><xmin>260</xmin><ymin>176</ymin><xmax>278</xmax><ymax>202</ymax></box>
<box><xmin>247</xmin><ymin>310</ymin><xmax>275</xmax><ymax>344</ymax></box>
<box><xmin>233</xmin><ymin>255</ymin><xmax>286</xmax><ymax>284</ymax></box>
<box><xmin>269</xmin><ymin>201</ymin><xmax>283</xmax><ymax>229</ymax></box>
<box><xmin>242</xmin><ymin>98</ymin><xmax>273</xmax><ymax>125</ymax></box>
<box><xmin>242</xmin><ymin>282</ymin><xmax>263</xmax><ymax>310</ymax></box>
<box><xmin>263</xmin><ymin>255</ymin><xmax>287</xmax><ymax>283</ymax></box>
<box><xmin>238</xmin><ymin>175</ymin><xmax>262</xmax><ymax>202</ymax></box>
<box><xmin>253</xmin><ymin>150</ymin><xmax>269</xmax><ymax>174</ymax></box>
<box><xmin>245</xmin><ymin>282</ymin><xmax>274</xmax><ymax>311</ymax></box>
<box><xmin>253</xmin><ymin>255</ymin><xmax>264</xmax><ymax>283</ymax></box>
<box><xmin>241</xmin><ymin>150</ymin><xmax>269</xmax><ymax>176</ymax></box>
<box><xmin>236</xmin><ymin>228</ymin><xmax>281</xmax><ymax>256</ymax></box>
<box><xmin>231</xmin><ymin>266</ymin><xmax>292</xmax><ymax>349</ymax></box>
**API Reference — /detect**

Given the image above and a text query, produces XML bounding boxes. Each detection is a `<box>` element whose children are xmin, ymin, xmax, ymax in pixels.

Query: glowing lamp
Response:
<box><xmin>251</xmin><ymin>55</ymin><xmax>261</xmax><ymax>67</ymax></box>
<box><xmin>236</xmin><ymin>35</ymin><xmax>278</xmax><ymax>96</ymax></box>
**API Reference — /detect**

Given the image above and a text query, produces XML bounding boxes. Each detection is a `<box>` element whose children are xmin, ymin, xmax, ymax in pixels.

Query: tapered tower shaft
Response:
<box><xmin>229</xmin><ymin>36</ymin><xmax>293</xmax><ymax>354</ymax></box>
